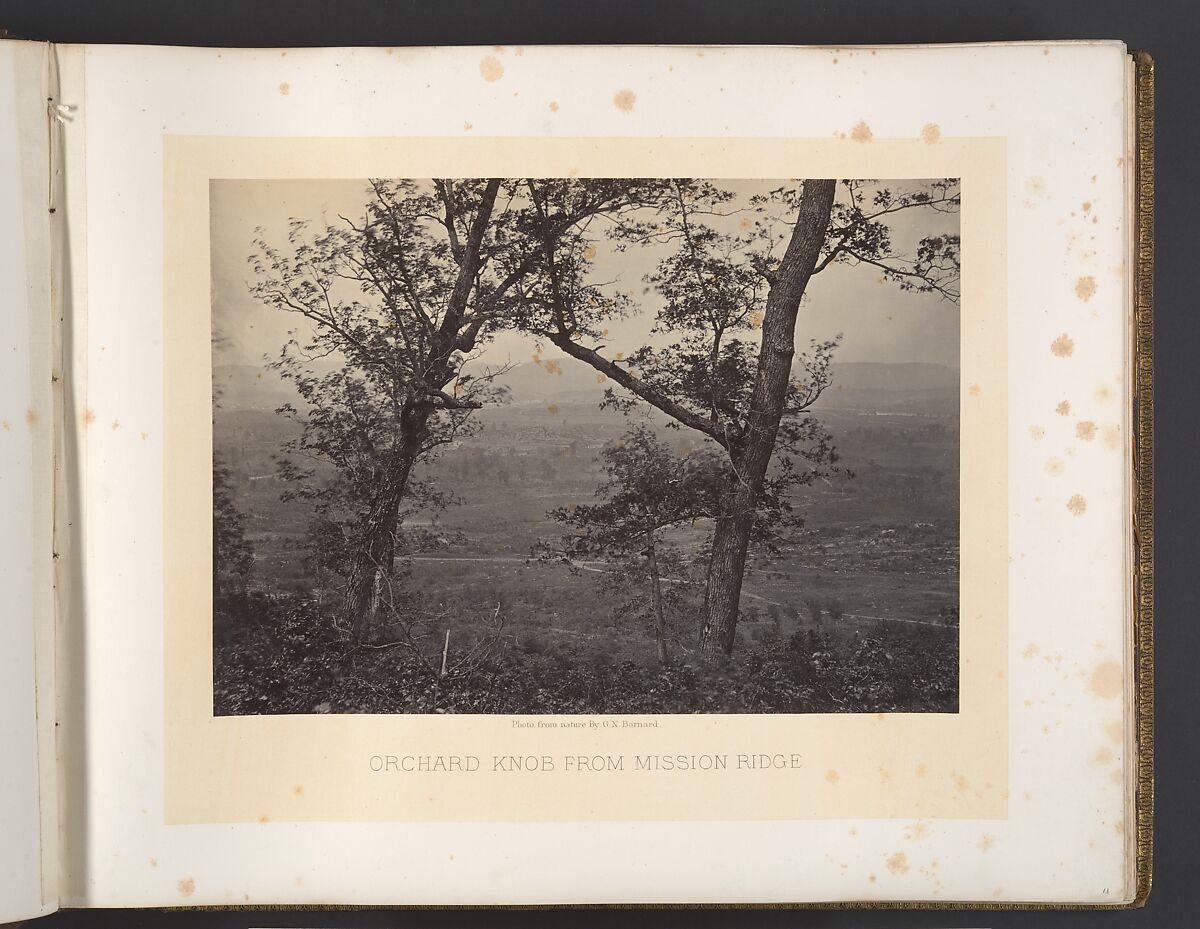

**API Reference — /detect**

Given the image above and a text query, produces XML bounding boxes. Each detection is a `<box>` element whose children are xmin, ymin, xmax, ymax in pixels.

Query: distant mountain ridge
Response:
<box><xmin>824</xmin><ymin>362</ymin><xmax>959</xmax><ymax>392</ymax></box>
<box><xmin>213</xmin><ymin>359</ymin><xmax>960</xmax><ymax>417</ymax></box>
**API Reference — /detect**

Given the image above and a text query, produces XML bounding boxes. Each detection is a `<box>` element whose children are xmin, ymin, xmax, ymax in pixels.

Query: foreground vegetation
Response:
<box><xmin>213</xmin><ymin>591</ymin><xmax>957</xmax><ymax>716</ymax></box>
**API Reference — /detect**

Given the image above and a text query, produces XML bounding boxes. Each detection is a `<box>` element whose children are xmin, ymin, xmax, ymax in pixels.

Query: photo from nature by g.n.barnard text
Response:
<box><xmin>211</xmin><ymin>177</ymin><xmax>961</xmax><ymax>716</ymax></box>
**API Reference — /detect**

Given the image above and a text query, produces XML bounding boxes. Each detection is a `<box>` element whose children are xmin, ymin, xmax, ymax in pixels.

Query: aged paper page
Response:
<box><xmin>63</xmin><ymin>42</ymin><xmax>1134</xmax><ymax>906</ymax></box>
<box><xmin>0</xmin><ymin>39</ymin><xmax>59</xmax><ymax>923</ymax></box>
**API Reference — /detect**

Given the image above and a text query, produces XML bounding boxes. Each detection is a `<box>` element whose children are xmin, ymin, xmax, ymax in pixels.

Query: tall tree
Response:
<box><xmin>250</xmin><ymin>179</ymin><xmax>513</xmax><ymax>640</ymax></box>
<box><xmin>515</xmin><ymin>178</ymin><xmax>960</xmax><ymax>661</ymax></box>
<box><xmin>250</xmin><ymin>179</ymin><xmax>668</xmax><ymax>640</ymax></box>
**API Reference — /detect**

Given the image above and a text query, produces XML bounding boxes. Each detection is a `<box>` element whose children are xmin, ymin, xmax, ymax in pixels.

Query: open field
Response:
<box><xmin>214</xmin><ymin>362</ymin><xmax>959</xmax><ymax>714</ymax></box>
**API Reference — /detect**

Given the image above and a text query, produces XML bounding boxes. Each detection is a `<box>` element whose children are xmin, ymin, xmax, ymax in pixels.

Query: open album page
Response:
<box><xmin>57</xmin><ymin>41</ymin><xmax>1138</xmax><ymax>906</ymax></box>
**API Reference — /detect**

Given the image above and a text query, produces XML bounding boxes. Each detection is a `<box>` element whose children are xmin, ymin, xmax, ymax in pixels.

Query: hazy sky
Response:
<box><xmin>211</xmin><ymin>178</ymin><xmax>961</xmax><ymax>371</ymax></box>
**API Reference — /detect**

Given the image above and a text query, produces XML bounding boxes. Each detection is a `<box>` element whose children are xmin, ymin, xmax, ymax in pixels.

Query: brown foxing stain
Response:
<box><xmin>546</xmin><ymin>404</ymin><xmax>559</xmax><ymax>415</ymax></box>
<box><xmin>1104</xmin><ymin>720</ymin><xmax>1123</xmax><ymax>744</ymax></box>
<box><xmin>1029</xmin><ymin>425</ymin><xmax>1045</xmax><ymax>440</ymax></box>
<box><xmin>952</xmin><ymin>773</ymin><xmax>970</xmax><ymax>793</ymax></box>
<box><xmin>915</xmin><ymin>762</ymin><xmax>928</xmax><ymax>777</ymax></box>
<box><xmin>278</xmin><ymin>82</ymin><xmax>290</xmax><ymax>96</ymax></box>
<box><xmin>293</xmin><ymin>784</ymin><xmax>304</xmax><ymax>796</ymax></box>
<box><xmin>177</xmin><ymin>878</ymin><xmax>196</xmax><ymax>898</ymax></box>
<box><xmin>140</xmin><ymin>431</ymin><xmax>149</xmax><ymax>440</ymax></box>
<box><xmin>739</xmin><ymin>216</ymin><xmax>753</xmax><ymax>230</ymax></box>
<box><xmin>850</xmin><ymin>120</ymin><xmax>873</xmax><ymax>143</ymax></box>
<box><xmin>549</xmin><ymin>100</ymin><xmax>559</xmax><ymax>112</ymax></box>
<box><xmin>1074</xmin><ymin>276</ymin><xmax>1097</xmax><ymax>301</ymax></box>
<box><xmin>1076</xmin><ymin>420</ymin><xmax>1097</xmax><ymax>441</ymax></box>
<box><xmin>905</xmin><ymin>820</ymin><xmax>930</xmax><ymax>840</ymax></box>
<box><xmin>257</xmin><ymin>813</ymin><xmax>270</xmax><ymax>823</ymax></box>
<box><xmin>978</xmin><ymin>834</ymin><xmax>995</xmax><ymax>852</ymax></box>
<box><xmin>1044</xmin><ymin>457</ymin><xmax>1064</xmax><ymax>477</ymax></box>
<box><xmin>1056</xmin><ymin>400</ymin><xmax>1071</xmax><ymax>416</ymax></box>
<box><xmin>25</xmin><ymin>407</ymin><xmax>39</xmax><ymax>428</ymax></box>
<box><xmin>615</xmin><ymin>351</ymin><xmax>625</xmax><ymax>361</ymax></box>
<box><xmin>885</xmin><ymin>852</ymin><xmax>910</xmax><ymax>875</ymax></box>
<box><xmin>920</xmin><ymin>122</ymin><xmax>941</xmax><ymax>144</ymax></box>
<box><xmin>1082</xmin><ymin>200</ymin><xmax>1093</xmax><ymax>213</ymax></box>
<box><xmin>463</xmin><ymin>122</ymin><xmax>473</xmax><ymax>132</ymax></box>
<box><xmin>612</xmin><ymin>89</ymin><xmax>637</xmax><ymax>113</ymax></box>
<box><xmin>1025</xmin><ymin>176</ymin><xmax>1046</xmax><ymax>195</ymax></box>
<box><xmin>479</xmin><ymin>56</ymin><xmax>504</xmax><ymax>82</ymax></box>
<box><xmin>1</xmin><ymin>420</ymin><xmax>9</xmax><ymax>431</ymax></box>
<box><xmin>1066</xmin><ymin>494</ymin><xmax>1087</xmax><ymax>516</ymax></box>
<box><xmin>1101</xmin><ymin>424</ymin><xmax>1121</xmax><ymax>450</ymax></box>
<box><xmin>868</xmin><ymin>874</ymin><xmax>877</xmax><ymax>883</ymax></box>
<box><xmin>111</xmin><ymin>419</ymin><xmax>120</xmax><ymax>430</ymax></box>
<box><xmin>543</xmin><ymin>360</ymin><xmax>562</xmax><ymax>375</ymax></box>
<box><xmin>748</xmin><ymin>311</ymin><xmax>764</xmax><ymax>329</ymax></box>
<box><xmin>149</xmin><ymin>858</ymin><xmax>158</xmax><ymax>867</ymax></box>
<box><xmin>582</xmin><ymin>244</ymin><xmax>597</xmax><ymax>260</ymax></box>
<box><xmin>1022</xmin><ymin>642</ymin><xmax>1040</xmax><ymax>658</ymax></box>
<box><xmin>596</xmin><ymin>373</ymin><xmax>607</xmax><ymax>384</ymax></box>
<box><xmin>967</xmin><ymin>383</ymin><xmax>980</xmax><ymax>396</ymax></box>
<box><xmin>825</xmin><ymin>769</ymin><xmax>840</xmax><ymax>785</ymax></box>
<box><xmin>1050</xmin><ymin>334</ymin><xmax>1074</xmax><ymax>357</ymax></box>
<box><xmin>1111</xmin><ymin>768</ymin><xmax>1124</xmax><ymax>784</ymax></box>
<box><xmin>1095</xmin><ymin>383</ymin><xmax>1114</xmax><ymax>403</ymax></box>
<box><xmin>1092</xmin><ymin>746</ymin><xmax>1115</xmax><ymax>766</ymax></box>
<box><xmin>1089</xmin><ymin>659</ymin><xmax>1122</xmax><ymax>699</ymax></box>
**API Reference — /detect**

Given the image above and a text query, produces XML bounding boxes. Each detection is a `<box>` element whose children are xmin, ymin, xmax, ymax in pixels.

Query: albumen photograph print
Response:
<box><xmin>210</xmin><ymin>176</ymin><xmax>962</xmax><ymax>716</ymax></box>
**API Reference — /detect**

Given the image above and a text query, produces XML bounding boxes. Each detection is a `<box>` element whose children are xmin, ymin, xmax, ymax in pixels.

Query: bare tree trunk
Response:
<box><xmin>698</xmin><ymin>489</ymin><xmax>755</xmax><ymax>662</ymax></box>
<box><xmin>345</xmin><ymin>454</ymin><xmax>415</xmax><ymax>642</ymax></box>
<box><xmin>697</xmin><ymin>179</ymin><xmax>837</xmax><ymax>663</ymax></box>
<box><xmin>645</xmin><ymin>528</ymin><xmax>668</xmax><ymax>666</ymax></box>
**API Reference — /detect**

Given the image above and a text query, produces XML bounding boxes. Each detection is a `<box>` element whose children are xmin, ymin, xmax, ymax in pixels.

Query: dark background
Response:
<box><xmin>0</xmin><ymin>0</ymin><xmax>1193</xmax><ymax>925</ymax></box>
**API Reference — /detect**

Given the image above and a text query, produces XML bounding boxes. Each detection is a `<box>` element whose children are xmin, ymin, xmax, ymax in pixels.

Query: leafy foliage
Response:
<box><xmin>213</xmin><ymin>596</ymin><xmax>957</xmax><ymax>715</ymax></box>
<box><xmin>546</xmin><ymin>424</ymin><xmax>725</xmax><ymax>557</ymax></box>
<box><xmin>213</xmin><ymin>455</ymin><xmax>254</xmax><ymax>598</ymax></box>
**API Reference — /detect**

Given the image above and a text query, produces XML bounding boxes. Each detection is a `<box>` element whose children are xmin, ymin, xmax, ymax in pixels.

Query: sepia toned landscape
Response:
<box><xmin>211</xmin><ymin>177</ymin><xmax>961</xmax><ymax>715</ymax></box>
